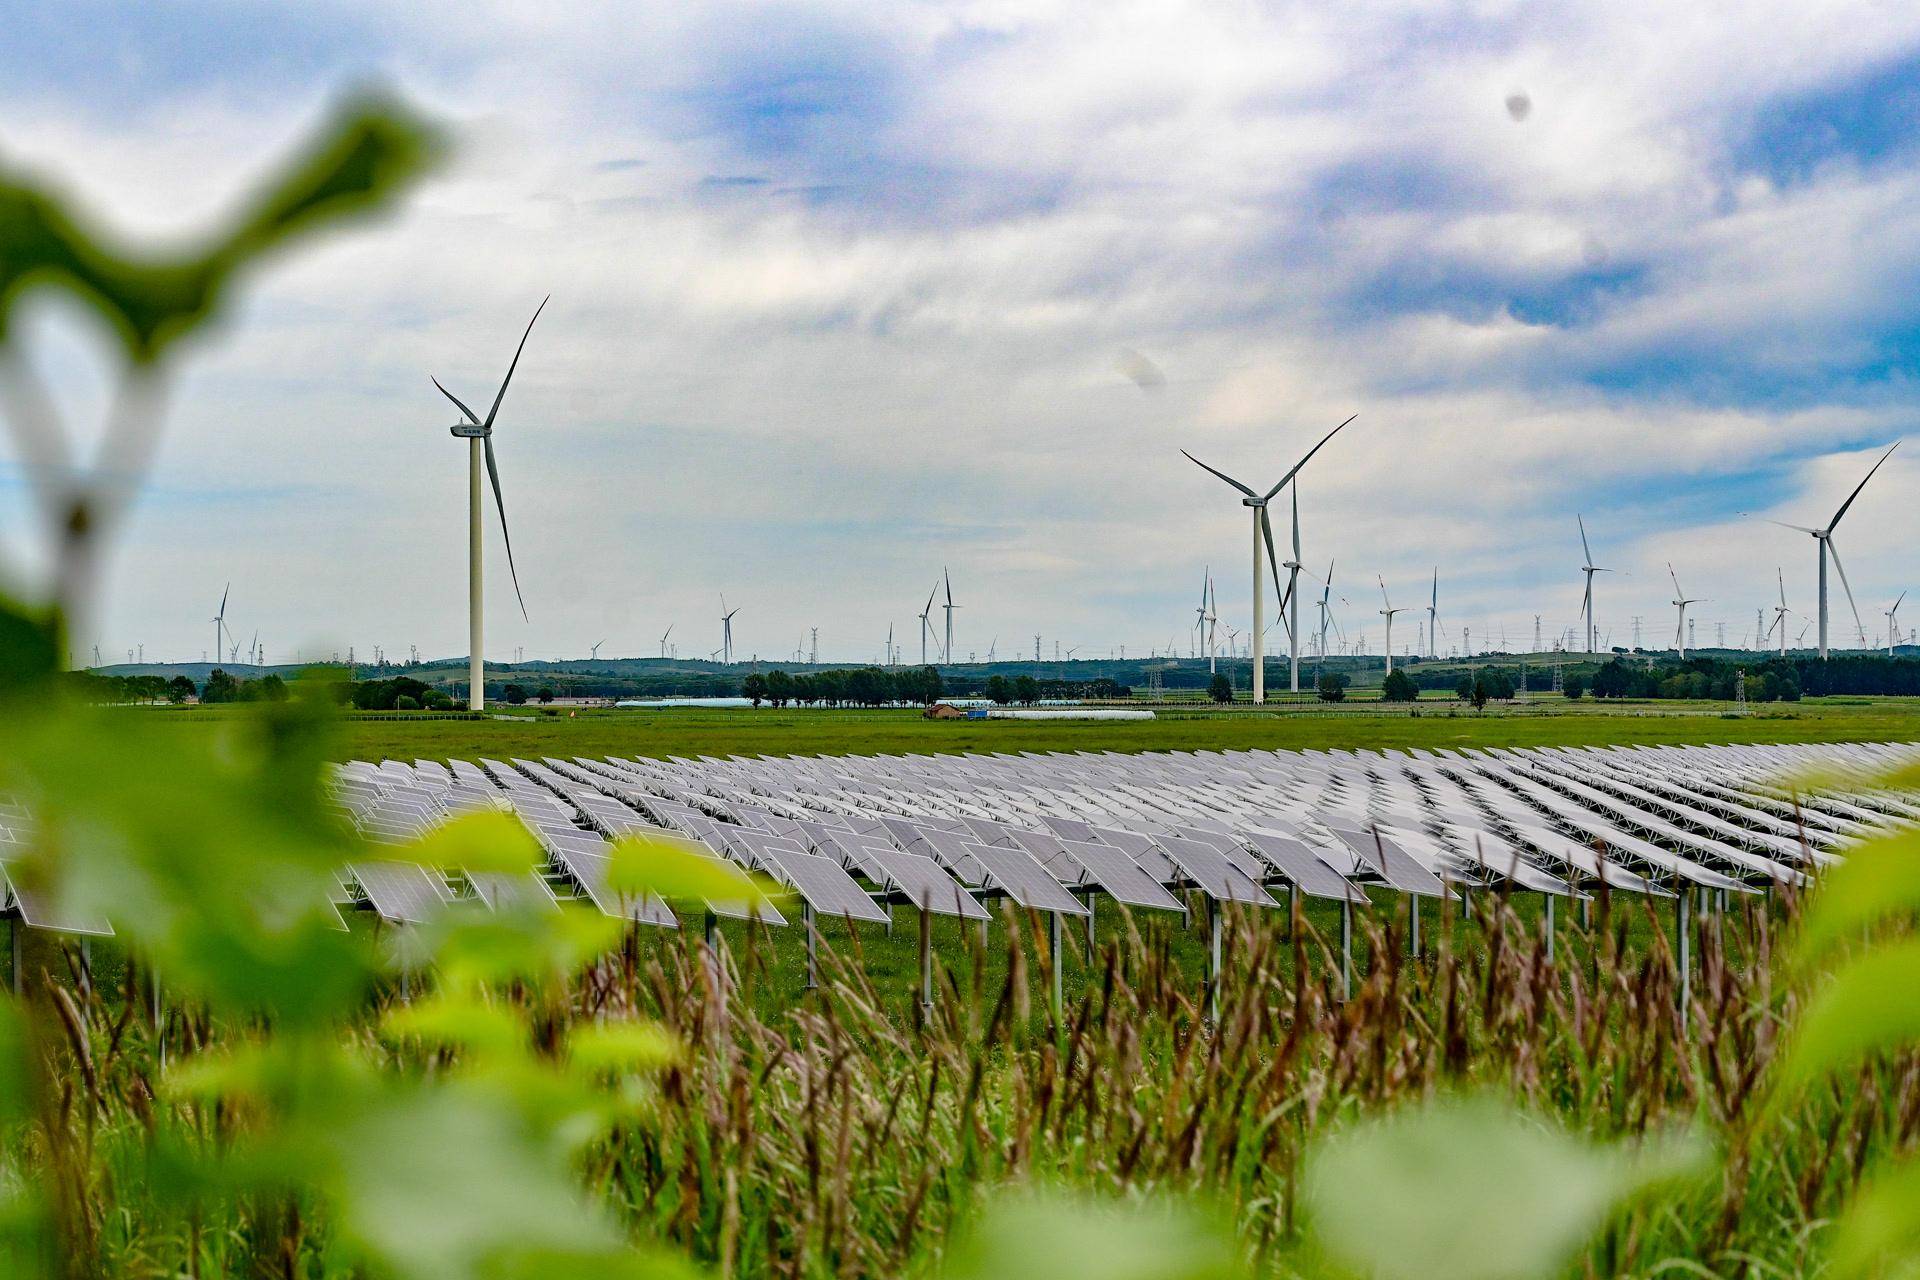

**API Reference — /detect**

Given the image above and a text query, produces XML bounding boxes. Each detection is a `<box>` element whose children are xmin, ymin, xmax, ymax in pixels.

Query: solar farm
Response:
<box><xmin>14</xmin><ymin>737</ymin><xmax>1894</xmax><ymax>1005</ymax></box>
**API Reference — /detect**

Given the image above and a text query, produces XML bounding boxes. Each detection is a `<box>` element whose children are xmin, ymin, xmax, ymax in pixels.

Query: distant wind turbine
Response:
<box><xmin>1577</xmin><ymin>515</ymin><xmax>1610</xmax><ymax>654</ymax></box>
<box><xmin>1767</xmin><ymin>443</ymin><xmax>1898</xmax><ymax>659</ymax></box>
<box><xmin>431</xmin><ymin>296</ymin><xmax>547</xmax><ymax>710</ymax></box>
<box><xmin>918</xmin><ymin>583</ymin><xmax>938</xmax><ymax>664</ymax></box>
<box><xmin>211</xmin><ymin>584</ymin><xmax>229</xmax><ymax>668</ymax></box>
<box><xmin>1887</xmin><ymin>592</ymin><xmax>1907</xmax><ymax>655</ymax></box>
<box><xmin>1378</xmin><ymin>578</ymin><xmax>1409</xmax><ymax>675</ymax></box>
<box><xmin>1181</xmin><ymin>413</ymin><xmax>1356</xmax><ymax>703</ymax></box>
<box><xmin>942</xmin><ymin>568</ymin><xmax>959</xmax><ymax>663</ymax></box>
<box><xmin>659</xmin><ymin>624</ymin><xmax>673</xmax><ymax>658</ymax></box>
<box><xmin>590</xmin><ymin>640</ymin><xmax>605</xmax><ymax>660</ymax></box>
<box><xmin>719</xmin><ymin>596</ymin><xmax>740</xmax><ymax>664</ymax></box>
<box><xmin>1768</xmin><ymin>570</ymin><xmax>1790</xmax><ymax>657</ymax></box>
<box><xmin>1426</xmin><ymin>567</ymin><xmax>1440</xmax><ymax>659</ymax></box>
<box><xmin>1668</xmin><ymin>564</ymin><xmax>1703</xmax><ymax>658</ymax></box>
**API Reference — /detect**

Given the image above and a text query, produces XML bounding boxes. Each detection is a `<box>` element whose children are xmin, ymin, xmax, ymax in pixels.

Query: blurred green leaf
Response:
<box><xmin>1791</xmin><ymin>825</ymin><xmax>1920</xmax><ymax>969</ymax></box>
<box><xmin>0</xmin><ymin>90</ymin><xmax>438</xmax><ymax>362</ymax></box>
<box><xmin>1827</xmin><ymin>1155</ymin><xmax>1920</xmax><ymax>1279</ymax></box>
<box><xmin>399</xmin><ymin>810</ymin><xmax>542</xmax><ymax>876</ymax></box>
<box><xmin>1775</xmin><ymin>937</ymin><xmax>1920</xmax><ymax>1095</ymax></box>
<box><xmin>1305</xmin><ymin>1095</ymin><xmax>1708</xmax><ymax>1280</ymax></box>
<box><xmin>606</xmin><ymin>832</ymin><xmax>773</xmax><ymax>908</ymax></box>
<box><xmin>422</xmin><ymin>908</ymin><xmax>622</xmax><ymax>993</ymax></box>
<box><xmin>568</xmin><ymin>1021</ymin><xmax>680</xmax><ymax>1075</ymax></box>
<box><xmin>383</xmin><ymin>992</ymin><xmax>525</xmax><ymax>1059</ymax></box>
<box><xmin>944</xmin><ymin>1188</ymin><xmax>1244</xmax><ymax>1280</ymax></box>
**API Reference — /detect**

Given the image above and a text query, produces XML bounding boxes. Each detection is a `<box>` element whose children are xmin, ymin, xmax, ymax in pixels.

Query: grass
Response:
<box><xmin>312</xmin><ymin>697</ymin><xmax>1920</xmax><ymax>767</ymax></box>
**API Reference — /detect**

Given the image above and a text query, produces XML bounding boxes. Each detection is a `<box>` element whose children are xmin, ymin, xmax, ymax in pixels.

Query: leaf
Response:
<box><xmin>1774</xmin><ymin>938</ymin><xmax>1920</xmax><ymax>1096</ymax></box>
<box><xmin>1790</xmin><ymin>826</ymin><xmax>1920</xmax><ymax>969</ymax></box>
<box><xmin>1305</xmin><ymin>1095</ymin><xmax>1708</xmax><ymax>1280</ymax></box>
<box><xmin>396</xmin><ymin>809</ymin><xmax>541</xmax><ymax>876</ymax></box>
<box><xmin>383</xmin><ymin>993</ymin><xmax>525</xmax><ymax>1059</ymax></box>
<box><xmin>568</xmin><ymin>1021</ymin><xmax>680</xmax><ymax>1075</ymax></box>
<box><xmin>1827</xmin><ymin>1155</ymin><xmax>1920</xmax><ymax>1279</ymax></box>
<box><xmin>605</xmin><ymin>833</ymin><xmax>773</xmax><ymax>908</ymax></box>
<box><xmin>943</xmin><ymin>1188</ymin><xmax>1243</xmax><ymax>1280</ymax></box>
<box><xmin>0</xmin><ymin>90</ymin><xmax>439</xmax><ymax>362</ymax></box>
<box><xmin>422</xmin><ymin>909</ymin><xmax>623</xmax><ymax>993</ymax></box>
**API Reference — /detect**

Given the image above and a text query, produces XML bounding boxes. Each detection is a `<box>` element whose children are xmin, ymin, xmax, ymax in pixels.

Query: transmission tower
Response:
<box><xmin>1735</xmin><ymin>668</ymin><xmax>1748</xmax><ymax>715</ymax></box>
<box><xmin>1532</xmin><ymin>616</ymin><xmax>1542</xmax><ymax>652</ymax></box>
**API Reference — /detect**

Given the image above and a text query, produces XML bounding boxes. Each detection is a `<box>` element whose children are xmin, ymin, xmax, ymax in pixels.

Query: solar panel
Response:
<box><xmin>1318</xmin><ymin>823</ymin><xmax>1449</xmax><ymax>897</ymax></box>
<box><xmin>563</xmin><ymin>851</ymin><xmax>679</xmax><ymax>926</ymax></box>
<box><xmin>1056</xmin><ymin>840</ymin><xmax>1184</xmax><ymax>911</ymax></box>
<box><xmin>0</xmin><ymin>863</ymin><xmax>113</xmax><ymax>936</ymax></box>
<box><xmin>755</xmin><ymin>845</ymin><xmax>889</xmax><ymax>923</ymax></box>
<box><xmin>963</xmin><ymin>842</ymin><xmax>1089</xmax><ymax>915</ymax></box>
<box><xmin>1151</xmin><ymin>836</ymin><xmax>1279</xmax><ymax>907</ymax></box>
<box><xmin>1242</xmin><ymin>832</ymin><xmax>1366</xmax><ymax>902</ymax></box>
<box><xmin>349</xmin><ymin>860</ymin><xmax>454</xmax><ymax>924</ymax></box>
<box><xmin>862</xmin><ymin>847</ymin><xmax>990</xmax><ymax>919</ymax></box>
<box><xmin>467</xmin><ymin>869</ymin><xmax>561</xmax><ymax>913</ymax></box>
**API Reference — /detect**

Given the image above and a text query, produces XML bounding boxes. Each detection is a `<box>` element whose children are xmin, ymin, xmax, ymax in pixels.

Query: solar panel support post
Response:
<box><xmin>1579</xmin><ymin>891</ymin><xmax>1590</xmax><ymax>931</ymax></box>
<box><xmin>8</xmin><ymin>919</ymin><xmax>18</xmax><ymax>998</ymax></box>
<box><xmin>1339</xmin><ymin>898</ymin><xmax>1353</xmax><ymax>1002</ymax></box>
<box><xmin>918</xmin><ymin>908</ymin><xmax>933</xmax><ymax>1012</ymax></box>
<box><xmin>1049</xmin><ymin>911</ymin><xmax>1064</xmax><ymax>1022</ymax></box>
<box><xmin>1083</xmin><ymin>894</ymin><xmax>1096</xmax><ymax>963</ymax></box>
<box><xmin>1288</xmin><ymin>885</ymin><xmax>1299</xmax><ymax>943</ymax></box>
<box><xmin>1544</xmin><ymin>894</ymin><xmax>1555</xmax><ymax>964</ymax></box>
<box><xmin>1207</xmin><ymin>899</ymin><xmax>1222</xmax><ymax>1022</ymax></box>
<box><xmin>1676</xmin><ymin>885</ymin><xmax>1691</xmax><ymax>1023</ymax></box>
<box><xmin>802</xmin><ymin>901</ymin><xmax>818</xmax><ymax>991</ymax></box>
<box><xmin>1409</xmin><ymin>895</ymin><xmax>1420</xmax><ymax>960</ymax></box>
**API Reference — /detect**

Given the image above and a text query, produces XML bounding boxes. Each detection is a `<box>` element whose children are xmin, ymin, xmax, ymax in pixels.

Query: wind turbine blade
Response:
<box><xmin>1578</xmin><ymin>514</ymin><xmax>1593</xmax><ymax>565</ymax></box>
<box><xmin>1828</xmin><ymin>442</ymin><xmax>1899</xmax><ymax>531</ymax></box>
<box><xmin>1667</xmin><ymin>562</ymin><xmax>1682</xmax><ymax>596</ymax></box>
<box><xmin>1259</xmin><ymin>507</ymin><xmax>1285</xmax><ymax>608</ymax></box>
<box><xmin>432</xmin><ymin>376</ymin><xmax>481</xmax><ymax>424</ymax></box>
<box><xmin>482</xmin><ymin>436</ymin><xmax>529</xmax><ymax>620</ymax></box>
<box><xmin>218</xmin><ymin>583</ymin><xmax>229</xmax><ymax>618</ymax></box>
<box><xmin>1896</xmin><ymin>590</ymin><xmax>1908</xmax><ymax>611</ymax></box>
<box><xmin>1765</xmin><ymin>519</ymin><xmax>1821</xmax><ymax>535</ymax></box>
<box><xmin>1828</xmin><ymin>538</ymin><xmax>1864</xmax><ymax>631</ymax></box>
<box><xmin>483</xmin><ymin>296</ymin><xmax>550</xmax><ymax>429</ymax></box>
<box><xmin>1180</xmin><ymin>450</ymin><xmax>1256</xmax><ymax>497</ymax></box>
<box><xmin>1263</xmin><ymin>413</ymin><xmax>1358</xmax><ymax>500</ymax></box>
<box><xmin>1290</xmin><ymin>488</ymin><xmax>1301</xmax><ymax>558</ymax></box>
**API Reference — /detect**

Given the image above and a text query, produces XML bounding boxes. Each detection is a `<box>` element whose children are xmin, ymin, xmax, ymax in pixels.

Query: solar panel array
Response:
<box><xmin>5</xmin><ymin>740</ymin><xmax>1919</xmax><ymax>945</ymax></box>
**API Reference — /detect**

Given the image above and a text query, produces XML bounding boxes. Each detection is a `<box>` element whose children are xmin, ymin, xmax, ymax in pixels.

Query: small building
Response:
<box><xmin>922</xmin><ymin>702</ymin><xmax>970</xmax><ymax>719</ymax></box>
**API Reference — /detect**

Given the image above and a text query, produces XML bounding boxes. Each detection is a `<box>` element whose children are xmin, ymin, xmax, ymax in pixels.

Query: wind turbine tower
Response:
<box><xmin>1181</xmin><ymin>414</ymin><xmax>1355</xmax><ymax>703</ymax></box>
<box><xmin>1669</xmin><ymin>564</ymin><xmax>1702</xmax><ymax>659</ymax></box>
<box><xmin>1577</xmin><ymin>516</ymin><xmax>1610</xmax><ymax>654</ymax></box>
<box><xmin>1887</xmin><ymin>592</ymin><xmax>1907</xmax><ymax>655</ymax></box>
<box><xmin>1426</xmin><ymin>568</ymin><xmax>1439</xmax><ymax>659</ymax></box>
<box><xmin>942</xmin><ymin>569</ymin><xmax>958</xmax><ymax>663</ymax></box>
<box><xmin>430</xmin><ymin>297</ymin><xmax>545</xmax><ymax>711</ymax></box>
<box><xmin>211</xmin><ymin>584</ymin><xmax>230</xmax><ymax>670</ymax></box>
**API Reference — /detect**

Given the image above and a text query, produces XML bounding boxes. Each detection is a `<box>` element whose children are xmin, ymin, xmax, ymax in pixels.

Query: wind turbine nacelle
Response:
<box><xmin>450</xmin><ymin>423</ymin><xmax>490</xmax><ymax>438</ymax></box>
<box><xmin>1241</xmin><ymin>496</ymin><xmax>1266</xmax><ymax>508</ymax></box>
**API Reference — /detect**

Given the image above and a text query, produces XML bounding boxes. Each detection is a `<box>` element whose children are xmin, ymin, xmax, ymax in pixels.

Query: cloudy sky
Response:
<box><xmin>4</xmin><ymin>1</ymin><xmax>1920</xmax><ymax>666</ymax></box>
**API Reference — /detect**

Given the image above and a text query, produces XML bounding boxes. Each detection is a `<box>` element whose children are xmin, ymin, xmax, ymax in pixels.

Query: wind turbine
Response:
<box><xmin>1768</xmin><ymin>443</ymin><xmax>1898</xmax><ymax>659</ymax></box>
<box><xmin>942</xmin><ymin>568</ymin><xmax>958</xmax><ymax>664</ymax></box>
<box><xmin>1206</xmin><ymin>576</ymin><xmax>1220</xmax><ymax>675</ymax></box>
<box><xmin>590</xmin><ymin>640</ymin><xmax>605</xmax><ymax>661</ymax></box>
<box><xmin>1668</xmin><ymin>564</ymin><xmax>1702</xmax><ymax>658</ymax></box>
<box><xmin>1887</xmin><ymin>592</ymin><xmax>1907</xmax><ymax>655</ymax></box>
<box><xmin>1378</xmin><ymin>578</ymin><xmax>1409</xmax><ymax>674</ymax></box>
<box><xmin>918</xmin><ymin>583</ymin><xmax>938</xmax><ymax>664</ymax></box>
<box><xmin>1278</xmin><ymin>489</ymin><xmax>1306</xmax><ymax>691</ymax></box>
<box><xmin>1181</xmin><ymin>413</ymin><xmax>1356</xmax><ymax>703</ymax></box>
<box><xmin>1577</xmin><ymin>516</ymin><xmax>1610</xmax><ymax>654</ymax></box>
<box><xmin>659</xmin><ymin>625</ymin><xmax>673</xmax><ymax>658</ymax></box>
<box><xmin>431</xmin><ymin>297</ymin><xmax>546</xmax><ymax>710</ymax></box>
<box><xmin>886</xmin><ymin>623</ymin><xmax>894</xmax><ymax>667</ymax></box>
<box><xmin>1769</xmin><ymin>570</ymin><xmax>1790</xmax><ymax>657</ymax></box>
<box><xmin>1193</xmin><ymin>568</ymin><xmax>1211</xmax><ymax>661</ymax></box>
<box><xmin>719</xmin><ymin>597</ymin><xmax>740</xmax><ymax>664</ymax></box>
<box><xmin>211</xmin><ymin>584</ymin><xmax>229</xmax><ymax>669</ymax></box>
<box><xmin>1426</xmin><ymin>568</ymin><xmax>1439</xmax><ymax>659</ymax></box>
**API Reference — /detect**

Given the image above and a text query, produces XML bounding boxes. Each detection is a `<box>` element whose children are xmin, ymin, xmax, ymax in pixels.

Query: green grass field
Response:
<box><xmin>329</xmin><ymin>696</ymin><xmax>1920</xmax><ymax>765</ymax></box>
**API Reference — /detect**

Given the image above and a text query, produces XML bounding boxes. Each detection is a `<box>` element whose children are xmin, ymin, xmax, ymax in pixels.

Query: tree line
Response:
<box><xmin>742</xmin><ymin>666</ymin><xmax>944</xmax><ymax>707</ymax></box>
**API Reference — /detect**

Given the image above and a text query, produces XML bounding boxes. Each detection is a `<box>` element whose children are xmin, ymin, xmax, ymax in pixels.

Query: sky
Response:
<box><xmin>4</xmin><ymin>0</ymin><xmax>1920</xmax><ymax>666</ymax></box>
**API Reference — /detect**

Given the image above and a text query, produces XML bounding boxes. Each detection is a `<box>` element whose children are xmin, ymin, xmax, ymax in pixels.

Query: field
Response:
<box><xmin>331</xmin><ymin>696</ymin><xmax>1920</xmax><ymax>765</ymax></box>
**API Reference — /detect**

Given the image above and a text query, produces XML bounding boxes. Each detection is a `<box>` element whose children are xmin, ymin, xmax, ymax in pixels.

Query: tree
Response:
<box><xmin>422</xmin><ymin>689</ymin><xmax>452</xmax><ymax>710</ymax></box>
<box><xmin>1453</xmin><ymin>674</ymin><xmax>1475</xmax><ymax>701</ymax></box>
<box><xmin>1316</xmin><ymin>671</ymin><xmax>1347</xmax><ymax>702</ymax></box>
<box><xmin>1563</xmin><ymin>676</ymin><xmax>1586</xmax><ymax>700</ymax></box>
<box><xmin>1470</xmin><ymin>675</ymin><xmax>1490</xmax><ymax>710</ymax></box>
<box><xmin>1208</xmin><ymin>672</ymin><xmax>1232</xmax><ymax>703</ymax></box>
<box><xmin>166</xmin><ymin>674</ymin><xmax>196</xmax><ymax>703</ymax></box>
<box><xmin>1014</xmin><ymin>675</ymin><xmax>1039</xmax><ymax>705</ymax></box>
<box><xmin>742</xmin><ymin>672</ymin><xmax>767</xmax><ymax>707</ymax></box>
<box><xmin>201</xmin><ymin>667</ymin><xmax>240</xmax><ymax>704</ymax></box>
<box><xmin>985</xmin><ymin>675</ymin><xmax>1012</xmax><ymax>705</ymax></box>
<box><xmin>765</xmin><ymin>670</ymin><xmax>794</xmax><ymax>707</ymax></box>
<box><xmin>503</xmin><ymin>683</ymin><xmax>528</xmax><ymax>706</ymax></box>
<box><xmin>1380</xmin><ymin>669</ymin><xmax>1419</xmax><ymax>702</ymax></box>
<box><xmin>393</xmin><ymin>694</ymin><xmax>420</xmax><ymax>711</ymax></box>
<box><xmin>536</xmin><ymin>686</ymin><xmax>554</xmax><ymax>704</ymax></box>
